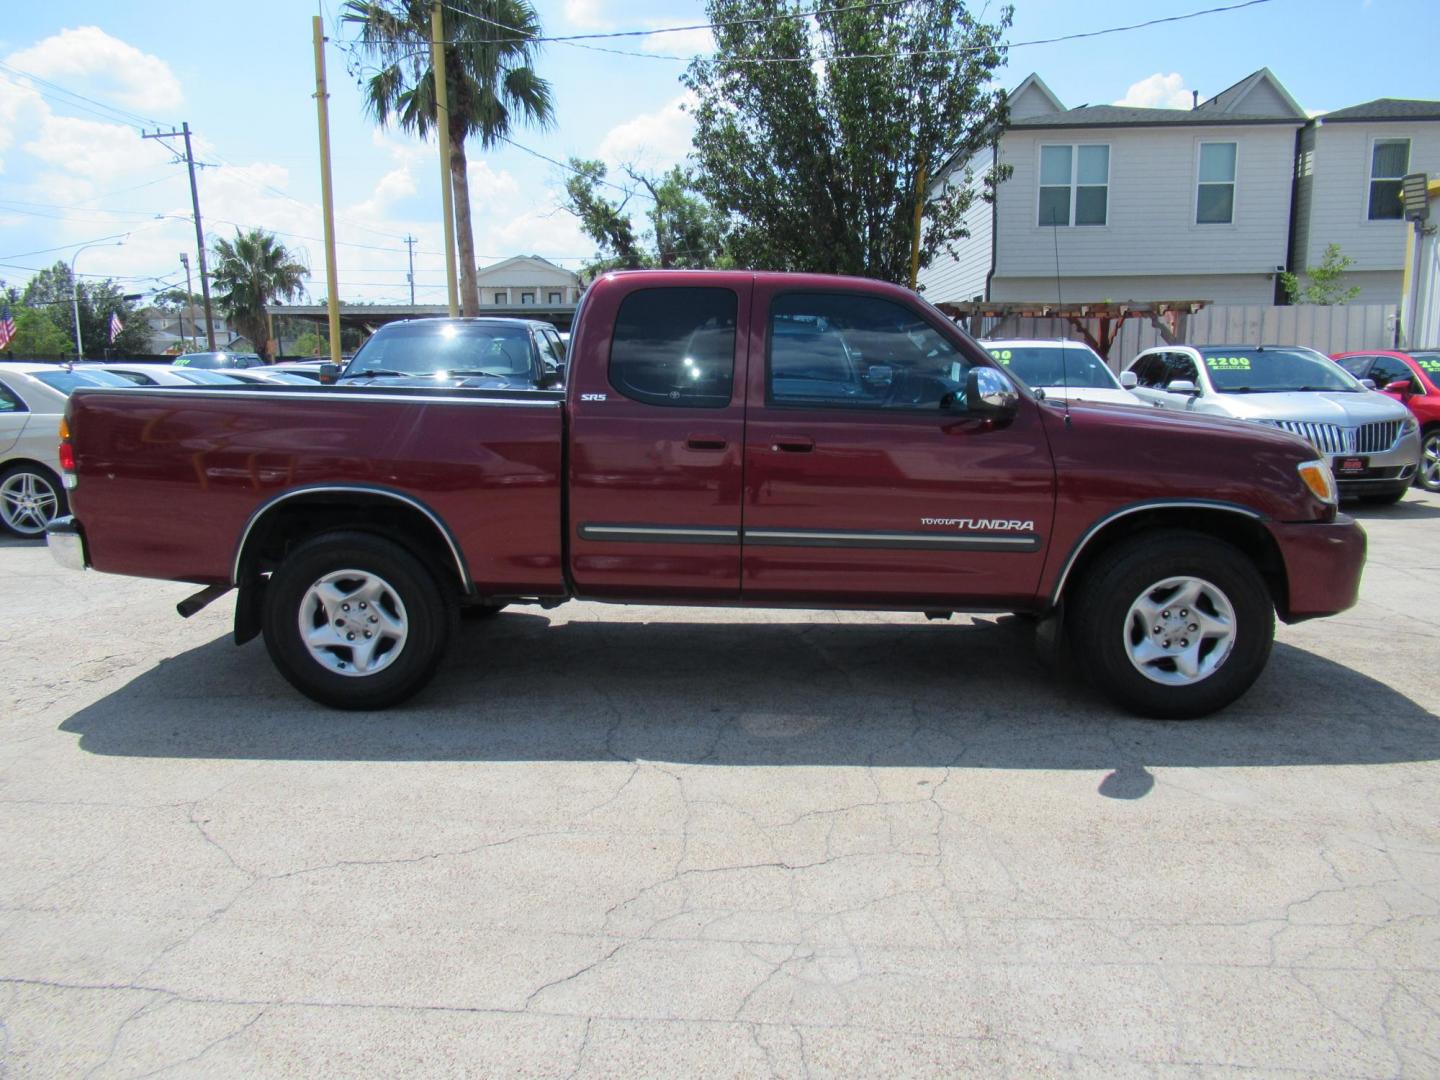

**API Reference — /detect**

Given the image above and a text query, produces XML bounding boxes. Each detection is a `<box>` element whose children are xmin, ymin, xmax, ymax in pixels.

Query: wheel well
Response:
<box><xmin>1054</xmin><ymin>508</ymin><xmax>1287</xmax><ymax>613</ymax></box>
<box><xmin>234</xmin><ymin>493</ymin><xmax>470</xmax><ymax>593</ymax></box>
<box><xmin>1</xmin><ymin>458</ymin><xmax>62</xmax><ymax>483</ymax></box>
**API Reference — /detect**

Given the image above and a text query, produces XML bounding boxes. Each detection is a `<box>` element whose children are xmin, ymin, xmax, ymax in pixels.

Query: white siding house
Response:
<box><xmin>923</xmin><ymin>70</ymin><xmax>1307</xmax><ymax>307</ymax></box>
<box><xmin>1289</xmin><ymin>100</ymin><xmax>1440</xmax><ymax>304</ymax></box>
<box><xmin>474</xmin><ymin>255</ymin><xmax>581</xmax><ymax>308</ymax></box>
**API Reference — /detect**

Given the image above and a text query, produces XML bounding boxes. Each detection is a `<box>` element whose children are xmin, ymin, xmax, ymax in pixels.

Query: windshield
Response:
<box><xmin>1199</xmin><ymin>347</ymin><xmax>1360</xmax><ymax>393</ymax></box>
<box><xmin>174</xmin><ymin>352</ymin><xmax>233</xmax><ymax>368</ymax></box>
<box><xmin>1412</xmin><ymin>352</ymin><xmax>1440</xmax><ymax>381</ymax></box>
<box><xmin>345</xmin><ymin>322</ymin><xmax>535</xmax><ymax>378</ymax></box>
<box><xmin>984</xmin><ymin>344</ymin><xmax>1118</xmax><ymax>390</ymax></box>
<box><xmin>32</xmin><ymin>369</ymin><xmax>135</xmax><ymax>394</ymax></box>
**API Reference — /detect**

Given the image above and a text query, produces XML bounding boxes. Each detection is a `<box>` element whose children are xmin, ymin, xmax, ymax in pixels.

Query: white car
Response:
<box><xmin>981</xmin><ymin>339</ymin><xmax>1145</xmax><ymax>405</ymax></box>
<box><xmin>0</xmin><ymin>362</ymin><xmax>134</xmax><ymax>537</ymax></box>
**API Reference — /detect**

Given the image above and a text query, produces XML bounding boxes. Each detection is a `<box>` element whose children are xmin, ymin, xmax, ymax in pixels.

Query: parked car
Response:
<box><xmin>50</xmin><ymin>271</ymin><xmax>1366</xmax><ymax>720</ymax></box>
<box><xmin>224</xmin><ymin>368</ymin><xmax>323</xmax><ymax>386</ymax></box>
<box><xmin>1125</xmin><ymin>344</ymin><xmax>1420</xmax><ymax>503</ymax></box>
<box><xmin>173</xmin><ymin>351</ymin><xmax>265</xmax><ymax>370</ymax></box>
<box><xmin>1332</xmin><ymin>350</ymin><xmax>1440</xmax><ymax>493</ymax></box>
<box><xmin>83</xmin><ymin>363</ymin><xmax>246</xmax><ymax>388</ymax></box>
<box><xmin>981</xmin><ymin>339</ymin><xmax>1145</xmax><ymax>405</ymax></box>
<box><xmin>338</xmin><ymin>318</ymin><xmax>566</xmax><ymax>389</ymax></box>
<box><xmin>0</xmin><ymin>362</ymin><xmax>133</xmax><ymax>536</ymax></box>
<box><xmin>267</xmin><ymin>362</ymin><xmax>327</xmax><ymax>382</ymax></box>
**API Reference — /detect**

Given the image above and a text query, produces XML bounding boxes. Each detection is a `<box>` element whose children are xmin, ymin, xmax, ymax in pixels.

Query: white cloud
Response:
<box><xmin>564</xmin><ymin>0</ymin><xmax>610</xmax><ymax>30</ymax></box>
<box><xmin>6</xmin><ymin>26</ymin><xmax>183</xmax><ymax>114</ymax></box>
<box><xmin>0</xmin><ymin>72</ymin><xmax>46</xmax><ymax>172</ymax></box>
<box><xmin>1114</xmin><ymin>73</ymin><xmax>1193</xmax><ymax>110</ymax></box>
<box><xmin>23</xmin><ymin>114</ymin><xmax>153</xmax><ymax>178</ymax></box>
<box><xmin>641</xmin><ymin>24</ymin><xmax>714</xmax><ymax>56</ymax></box>
<box><xmin>596</xmin><ymin>92</ymin><xmax>697</xmax><ymax>171</ymax></box>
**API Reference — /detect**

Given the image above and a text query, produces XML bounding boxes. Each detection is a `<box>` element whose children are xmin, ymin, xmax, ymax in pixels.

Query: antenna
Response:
<box><xmin>1051</xmin><ymin>210</ymin><xmax>1072</xmax><ymax>426</ymax></box>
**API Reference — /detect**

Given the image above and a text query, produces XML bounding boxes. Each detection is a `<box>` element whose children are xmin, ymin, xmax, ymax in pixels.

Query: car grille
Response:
<box><xmin>1271</xmin><ymin>419</ymin><xmax>1403</xmax><ymax>454</ymax></box>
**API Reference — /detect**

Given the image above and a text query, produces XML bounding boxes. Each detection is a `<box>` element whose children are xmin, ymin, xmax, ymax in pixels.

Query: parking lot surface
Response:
<box><xmin>2</xmin><ymin>492</ymin><xmax>1439</xmax><ymax>1077</ymax></box>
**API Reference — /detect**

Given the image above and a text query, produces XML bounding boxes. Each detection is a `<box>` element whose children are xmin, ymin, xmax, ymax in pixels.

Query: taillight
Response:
<box><xmin>58</xmin><ymin>417</ymin><xmax>76</xmax><ymax>475</ymax></box>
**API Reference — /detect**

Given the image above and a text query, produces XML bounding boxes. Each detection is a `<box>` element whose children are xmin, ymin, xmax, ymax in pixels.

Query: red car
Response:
<box><xmin>1333</xmin><ymin>350</ymin><xmax>1440</xmax><ymax>492</ymax></box>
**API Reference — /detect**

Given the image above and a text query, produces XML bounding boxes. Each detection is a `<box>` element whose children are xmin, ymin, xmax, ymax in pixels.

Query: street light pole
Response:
<box><xmin>179</xmin><ymin>252</ymin><xmax>194</xmax><ymax>348</ymax></box>
<box><xmin>70</xmin><ymin>236</ymin><xmax>126</xmax><ymax>360</ymax></box>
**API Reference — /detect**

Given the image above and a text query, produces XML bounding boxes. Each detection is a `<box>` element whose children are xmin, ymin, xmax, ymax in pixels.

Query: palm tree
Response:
<box><xmin>342</xmin><ymin>0</ymin><xmax>555</xmax><ymax>315</ymax></box>
<box><xmin>210</xmin><ymin>229</ymin><xmax>308</xmax><ymax>359</ymax></box>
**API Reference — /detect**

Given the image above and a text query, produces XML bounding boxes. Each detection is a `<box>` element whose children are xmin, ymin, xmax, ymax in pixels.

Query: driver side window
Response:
<box><xmin>767</xmin><ymin>293</ymin><xmax>972</xmax><ymax>411</ymax></box>
<box><xmin>1166</xmin><ymin>353</ymin><xmax>1199</xmax><ymax>386</ymax></box>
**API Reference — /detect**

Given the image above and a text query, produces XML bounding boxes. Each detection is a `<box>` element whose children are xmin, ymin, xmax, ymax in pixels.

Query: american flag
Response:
<box><xmin>108</xmin><ymin>311</ymin><xmax>124</xmax><ymax>342</ymax></box>
<box><xmin>0</xmin><ymin>307</ymin><xmax>15</xmax><ymax>351</ymax></box>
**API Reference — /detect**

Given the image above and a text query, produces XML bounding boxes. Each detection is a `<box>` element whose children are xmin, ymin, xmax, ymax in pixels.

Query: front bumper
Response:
<box><xmin>46</xmin><ymin>515</ymin><xmax>89</xmax><ymax>572</ymax></box>
<box><xmin>1330</xmin><ymin>429</ymin><xmax>1422</xmax><ymax>493</ymax></box>
<box><xmin>1268</xmin><ymin>514</ymin><xmax>1366</xmax><ymax>622</ymax></box>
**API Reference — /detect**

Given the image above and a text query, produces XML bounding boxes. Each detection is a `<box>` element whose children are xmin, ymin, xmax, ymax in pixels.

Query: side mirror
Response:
<box><xmin>1120</xmin><ymin>370</ymin><xmax>1139</xmax><ymax>389</ymax></box>
<box><xmin>1359</xmin><ymin>378</ymin><xmax>1377</xmax><ymax>390</ymax></box>
<box><xmin>1384</xmin><ymin>378</ymin><xmax>1413</xmax><ymax>396</ymax></box>
<box><xmin>1167</xmin><ymin>379</ymin><xmax>1199</xmax><ymax>396</ymax></box>
<box><xmin>318</xmin><ymin>363</ymin><xmax>341</xmax><ymax>385</ymax></box>
<box><xmin>964</xmin><ymin>366</ymin><xmax>1019</xmax><ymax>419</ymax></box>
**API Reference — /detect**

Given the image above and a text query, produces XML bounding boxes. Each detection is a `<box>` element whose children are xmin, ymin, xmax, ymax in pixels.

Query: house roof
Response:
<box><xmin>1008</xmin><ymin>104</ymin><xmax>1304</xmax><ymax>130</ymax></box>
<box><xmin>1194</xmin><ymin>67</ymin><xmax>1305</xmax><ymax>119</ymax></box>
<box><xmin>1321</xmin><ymin>98</ymin><xmax>1440</xmax><ymax>123</ymax></box>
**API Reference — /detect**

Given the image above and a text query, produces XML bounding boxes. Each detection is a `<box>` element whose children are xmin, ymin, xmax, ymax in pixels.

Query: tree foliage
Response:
<box><xmin>1280</xmin><ymin>243</ymin><xmax>1363</xmax><ymax>305</ymax></box>
<box><xmin>683</xmin><ymin>0</ymin><xmax>1010</xmax><ymax>282</ymax></box>
<box><xmin>209</xmin><ymin>229</ymin><xmax>308</xmax><ymax>358</ymax></box>
<box><xmin>563</xmin><ymin>159</ymin><xmax>728</xmax><ymax>274</ymax></box>
<box><xmin>13</xmin><ymin>263</ymin><xmax>151</xmax><ymax>357</ymax></box>
<box><xmin>342</xmin><ymin>0</ymin><xmax>555</xmax><ymax>314</ymax></box>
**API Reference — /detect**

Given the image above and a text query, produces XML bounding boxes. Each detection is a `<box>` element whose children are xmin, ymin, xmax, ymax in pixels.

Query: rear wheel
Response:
<box><xmin>0</xmin><ymin>464</ymin><xmax>66</xmax><ymax>538</ymax></box>
<box><xmin>1417</xmin><ymin>428</ymin><xmax>1440</xmax><ymax>493</ymax></box>
<box><xmin>1067</xmin><ymin>530</ymin><xmax>1274</xmax><ymax>719</ymax></box>
<box><xmin>262</xmin><ymin>531</ymin><xmax>456</xmax><ymax>709</ymax></box>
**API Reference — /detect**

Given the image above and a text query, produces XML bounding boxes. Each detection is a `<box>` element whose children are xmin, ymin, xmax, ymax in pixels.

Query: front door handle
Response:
<box><xmin>685</xmin><ymin>434</ymin><xmax>728</xmax><ymax>451</ymax></box>
<box><xmin>771</xmin><ymin>435</ymin><xmax>814</xmax><ymax>453</ymax></box>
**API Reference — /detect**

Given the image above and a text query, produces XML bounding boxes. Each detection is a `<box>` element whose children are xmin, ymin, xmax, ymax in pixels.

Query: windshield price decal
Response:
<box><xmin>988</xmin><ymin>349</ymin><xmax>1012</xmax><ymax>365</ymax></box>
<box><xmin>1206</xmin><ymin>356</ymin><xmax>1252</xmax><ymax>370</ymax></box>
<box><xmin>1418</xmin><ymin>360</ymin><xmax>1440</xmax><ymax>374</ymax></box>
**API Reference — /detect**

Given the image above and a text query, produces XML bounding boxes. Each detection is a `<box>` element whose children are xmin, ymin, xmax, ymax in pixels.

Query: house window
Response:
<box><xmin>521</xmin><ymin>292</ymin><xmax>535</xmax><ymax>305</ymax></box>
<box><xmin>1368</xmin><ymin>138</ymin><xmax>1409</xmax><ymax>220</ymax></box>
<box><xmin>1039</xmin><ymin>144</ymin><xmax>1108</xmax><ymax>227</ymax></box>
<box><xmin>548</xmin><ymin>291</ymin><xmax>562</xmax><ymax>304</ymax></box>
<box><xmin>1197</xmin><ymin>142</ymin><xmax>1237</xmax><ymax>224</ymax></box>
<box><xmin>494</xmin><ymin>291</ymin><xmax>509</xmax><ymax>305</ymax></box>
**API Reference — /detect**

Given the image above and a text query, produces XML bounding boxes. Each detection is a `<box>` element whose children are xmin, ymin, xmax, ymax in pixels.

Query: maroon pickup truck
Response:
<box><xmin>48</xmin><ymin>271</ymin><xmax>1365</xmax><ymax>718</ymax></box>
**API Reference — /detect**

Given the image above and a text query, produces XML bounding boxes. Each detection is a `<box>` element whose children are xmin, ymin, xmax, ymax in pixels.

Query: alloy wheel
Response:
<box><xmin>0</xmin><ymin>471</ymin><xmax>61</xmax><ymax>537</ymax></box>
<box><xmin>297</xmin><ymin>568</ymin><xmax>409</xmax><ymax>677</ymax></box>
<box><xmin>1123</xmin><ymin>575</ymin><xmax>1237</xmax><ymax>686</ymax></box>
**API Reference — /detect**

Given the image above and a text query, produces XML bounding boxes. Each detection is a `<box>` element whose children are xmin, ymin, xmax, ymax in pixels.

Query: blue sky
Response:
<box><xmin>0</xmin><ymin>0</ymin><xmax>1431</xmax><ymax>305</ymax></box>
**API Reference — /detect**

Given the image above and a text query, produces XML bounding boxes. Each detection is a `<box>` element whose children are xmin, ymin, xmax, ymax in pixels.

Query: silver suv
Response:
<box><xmin>1125</xmin><ymin>345</ymin><xmax>1421</xmax><ymax>503</ymax></box>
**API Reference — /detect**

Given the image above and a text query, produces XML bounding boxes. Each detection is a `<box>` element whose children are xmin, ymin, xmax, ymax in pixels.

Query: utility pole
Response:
<box><xmin>404</xmin><ymin>234</ymin><xmax>417</xmax><ymax>306</ymax></box>
<box><xmin>178</xmin><ymin>252</ymin><xmax>194</xmax><ymax>347</ymax></box>
<box><xmin>311</xmin><ymin>14</ymin><xmax>342</xmax><ymax>366</ymax></box>
<box><xmin>143</xmin><ymin>123</ymin><xmax>216</xmax><ymax>350</ymax></box>
<box><xmin>432</xmin><ymin>0</ymin><xmax>459</xmax><ymax>316</ymax></box>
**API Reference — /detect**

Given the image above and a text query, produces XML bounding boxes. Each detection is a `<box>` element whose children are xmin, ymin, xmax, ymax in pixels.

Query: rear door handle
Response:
<box><xmin>771</xmin><ymin>435</ymin><xmax>814</xmax><ymax>453</ymax></box>
<box><xmin>685</xmin><ymin>434</ymin><xmax>728</xmax><ymax>451</ymax></box>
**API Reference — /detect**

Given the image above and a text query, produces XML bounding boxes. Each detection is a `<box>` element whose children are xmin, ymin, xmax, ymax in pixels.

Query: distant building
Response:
<box><xmin>475</xmin><ymin>255</ymin><xmax>581</xmax><ymax>308</ymax></box>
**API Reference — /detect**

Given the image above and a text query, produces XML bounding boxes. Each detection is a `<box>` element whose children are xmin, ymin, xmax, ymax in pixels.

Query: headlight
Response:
<box><xmin>1297</xmin><ymin>459</ymin><xmax>1337</xmax><ymax>505</ymax></box>
<box><xmin>1401</xmin><ymin>414</ymin><xmax>1419</xmax><ymax>435</ymax></box>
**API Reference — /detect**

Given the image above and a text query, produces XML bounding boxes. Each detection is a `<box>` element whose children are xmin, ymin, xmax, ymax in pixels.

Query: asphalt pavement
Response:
<box><xmin>2</xmin><ymin>491</ymin><xmax>1438</xmax><ymax>1077</ymax></box>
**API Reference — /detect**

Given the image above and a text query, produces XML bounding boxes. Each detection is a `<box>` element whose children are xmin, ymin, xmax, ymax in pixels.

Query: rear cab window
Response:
<box><xmin>0</xmin><ymin>380</ymin><xmax>26</xmax><ymax>412</ymax></box>
<box><xmin>608</xmin><ymin>287</ymin><xmax>737</xmax><ymax>408</ymax></box>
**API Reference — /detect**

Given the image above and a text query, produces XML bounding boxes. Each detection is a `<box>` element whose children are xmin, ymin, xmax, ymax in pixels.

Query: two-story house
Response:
<box><xmin>475</xmin><ymin>255</ymin><xmax>582</xmax><ymax>308</ymax></box>
<box><xmin>920</xmin><ymin>70</ymin><xmax>1308</xmax><ymax>306</ymax></box>
<box><xmin>1289</xmin><ymin>99</ymin><xmax>1440</xmax><ymax>303</ymax></box>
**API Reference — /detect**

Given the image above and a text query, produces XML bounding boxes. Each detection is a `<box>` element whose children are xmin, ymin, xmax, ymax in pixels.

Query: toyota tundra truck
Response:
<box><xmin>47</xmin><ymin>271</ymin><xmax>1366</xmax><ymax>718</ymax></box>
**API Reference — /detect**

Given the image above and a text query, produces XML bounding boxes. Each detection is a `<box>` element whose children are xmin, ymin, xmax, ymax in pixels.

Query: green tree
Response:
<box><xmin>0</xmin><ymin>306</ymin><xmax>75</xmax><ymax>358</ymax></box>
<box><xmin>342</xmin><ymin>0</ymin><xmax>555</xmax><ymax>315</ymax></box>
<box><xmin>683</xmin><ymin>0</ymin><xmax>1010</xmax><ymax>281</ymax></box>
<box><xmin>1280</xmin><ymin>243</ymin><xmax>1363</xmax><ymax>305</ymax></box>
<box><xmin>563</xmin><ymin>159</ymin><xmax>729</xmax><ymax>274</ymax></box>
<box><xmin>209</xmin><ymin>229</ymin><xmax>309</xmax><ymax>360</ymax></box>
<box><xmin>18</xmin><ymin>263</ymin><xmax>152</xmax><ymax>357</ymax></box>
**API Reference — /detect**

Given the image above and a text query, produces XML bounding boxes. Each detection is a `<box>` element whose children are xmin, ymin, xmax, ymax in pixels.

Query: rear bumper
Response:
<box><xmin>1268</xmin><ymin>514</ymin><xmax>1366</xmax><ymax>623</ymax></box>
<box><xmin>46</xmin><ymin>515</ymin><xmax>89</xmax><ymax>572</ymax></box>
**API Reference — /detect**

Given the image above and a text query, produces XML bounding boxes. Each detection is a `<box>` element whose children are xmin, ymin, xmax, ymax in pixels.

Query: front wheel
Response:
<box><xmin>262</xmin><ymin>531</ymin><xmax>456</xmax><ymax>709</ymax></box>
<box><xmin>1417</xmin><ymin>428</ymin><xmax>1440</xmax><ymax>493</ymax></box>
<box><xmin>1067</xmin><ymin>530</ymin><xmax>1274</xmax><ymax>719</ymax></box>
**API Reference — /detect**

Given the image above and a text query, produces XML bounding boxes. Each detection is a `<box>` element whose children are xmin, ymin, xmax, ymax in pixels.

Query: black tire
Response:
<box><xmin>1066</xmin><ymin>530</ymin><xmax>1274</xmax><ymax>719</ymax></box>
<box><xmin>0</xmin><ymin>463</ymin><xmax>68</xmax><ymax>538</ymax></box>
<box><xmin>262</xmin><ymin>530</ymin><xmax>457</xmax><ymax>709</ymax></box>
<box><xmin>1358</xmin><ymin>486</ymin><xmax>1407</xmax><ymax>505</ymax></box>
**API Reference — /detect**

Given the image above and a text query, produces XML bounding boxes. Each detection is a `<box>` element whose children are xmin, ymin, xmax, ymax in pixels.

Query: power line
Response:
<box><xmin>500</xmin><ymin>137</ymin><xmax>658</xmax><ymax>202</ymax></box>
<box><xmin>0</xmin><ymin>60</ymin><xmax>166</xmax><ymax>128</ymax></box>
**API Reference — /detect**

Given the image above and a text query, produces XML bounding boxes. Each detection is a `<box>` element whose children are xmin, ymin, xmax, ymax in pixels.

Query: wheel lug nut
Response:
<box><xmin>1162</xmin><ymin>610</ymin><xmax>1171</xmax><ymax>618</ymax></box>
<box><xmin>1153</xmin><ymin>625</ymin><xmax>1162</xmax><ymax>634</ymax></box>
<box><xmin>347</xmin><ymin>632</ymin><xmax>356</xmax><ymax>641</ymax></box>
<box><xmin>1163</xmin><ymin>639</ymin><xmax>1171</xmax><ymax>648</ymax></box>
<box><xmin>364</xmin><ymin>630</ymin><xmax>372</xmax><ymax>638</ymax></box>
<box><xmin>342</xmin><ymin>603</ymin><xmax>350</xmax><ymax>611</ymax></box>
<box><xmin>1188</xmin><ymin>623</ymin><xmax>1198</xmax><ymax>632</ymax></box>
<box><xmin>1180</xmin><ymin>609</ymin><xmax>1188</xmax><ymax>617</ymax></box>
<box><xmin>1180</xmin><ymin>638</ymin><xmax>1189</xmax><ymax>647</ymax></box>
<box><xmin>359</xmin><ymin>602</ymin><xmax>367</xmax><ymax>609</ymax></box>
<box><xmin>369</xmin><ymin>615</ymin><xmax>378</xmax><ymax>623</ymax></box>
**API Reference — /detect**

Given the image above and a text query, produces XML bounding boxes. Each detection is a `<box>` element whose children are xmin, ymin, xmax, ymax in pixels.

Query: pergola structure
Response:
<box><xmin>281</xmin><ymin>302</ymin><xmax>577</xmax><ymax>336</ymax></box>
<box><xmin>935</xmin><ymin>300</ymin><xmax>1212</xmax><ymax>359</ymax></box>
